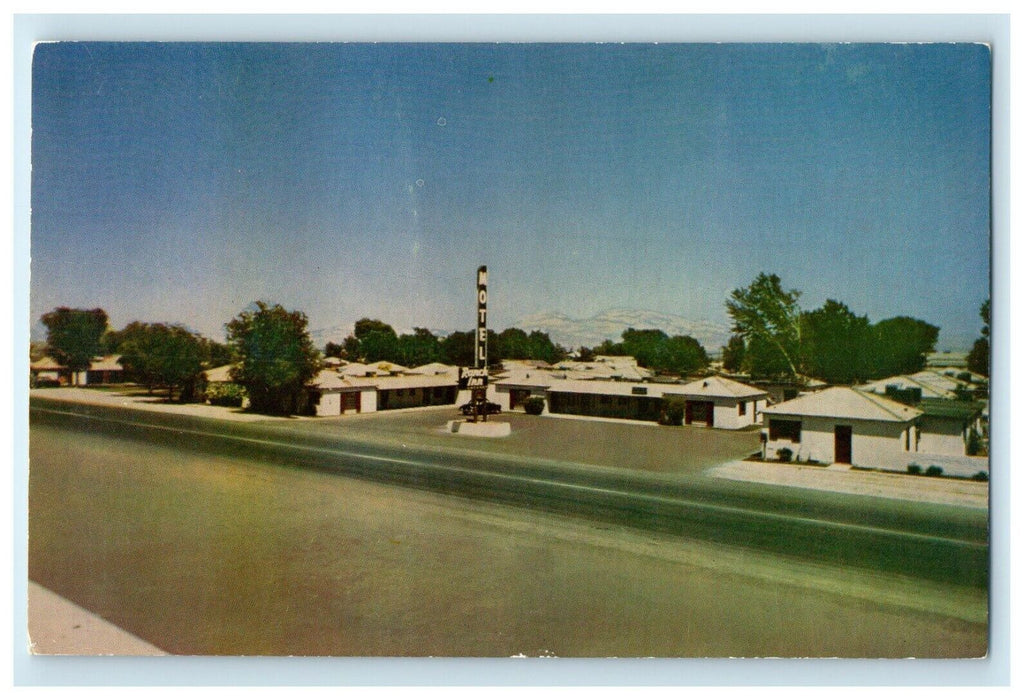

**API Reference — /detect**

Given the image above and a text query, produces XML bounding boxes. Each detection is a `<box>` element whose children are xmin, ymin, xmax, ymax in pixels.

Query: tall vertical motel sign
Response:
<box><xmin>464</xmin><ymin>266</ymin><xmax>490</xmax><ymax>421</ymax></box>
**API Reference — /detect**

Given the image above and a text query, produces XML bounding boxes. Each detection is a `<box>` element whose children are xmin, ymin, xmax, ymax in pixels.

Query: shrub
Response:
<box><xmin>776</xmin><ymin>447</ymin><xmax>793</xmax><ymax>462</ymax></box>
<box><xmin>660</xmin><ymin>397</ymin><xmax>686</xmax><ymax>426</ymax></box>
<box><xmin>206</xmin><ymin>382</ymin><xmax>246</xmax><ymax>408</ymax></box>
<box><xmin>907</xmin><ymin>464</ymin><xmax>923</xmax><ymax>475</ymax></box>
<box><xmin>524</xmin><ymin>397</ymin><xmax>545</xmax><ymax>415</ymax></box>
<box><xmin>925</xmin><ymin>465</ymin><xmax>944</xmax><ymax>477</ymax></box>
<box><xmin>972</xmin><ymin>471</ymin><xmax>989</xmax><ymax>482</ymax></box>
<box><xmin>966</xmin><ymin>431</ymin><xmax>983</xmax><ymax>456</ymax></box>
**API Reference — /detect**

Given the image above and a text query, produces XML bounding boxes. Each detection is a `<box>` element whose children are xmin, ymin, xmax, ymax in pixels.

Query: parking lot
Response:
<box><xmin>30</xmin><ymin>387</ymin><xmax>760</xmax><ymax>475</ymax></box>
<box><xmin>284</xmin><ymin>406</ymin><xmax>761</xmax><ymax>475</ymax></box>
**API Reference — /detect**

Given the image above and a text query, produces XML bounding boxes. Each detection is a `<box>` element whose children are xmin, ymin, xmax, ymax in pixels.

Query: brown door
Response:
<box><xmin>834</xmin><ymin>425</ymin><xmax>852</xmax><ymax>464</ymax></box>
<box><xmin>706</xmin><ymin>402</ymin><xmax>715</xmax><ymax>427</ymax></box>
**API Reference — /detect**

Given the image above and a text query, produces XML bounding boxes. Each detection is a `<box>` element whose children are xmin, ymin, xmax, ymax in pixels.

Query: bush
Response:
<box><xmin>907</xmin><ymin>464</ymin><xmax>923</xmax><ymax>475</ymax></box>
<box><xmin>776</xmin><ymin>447</ymin><xmax>793</xmax><ymax>462</ymax></box>
<box><xmin>660</xmin><ymin>397</ymin><xmax>686</xmax><ymax>426</ymax></box>
<box><xmin>925</xmin><ymin>465</ymin><xmax>944</xmax><ymax>478</ymax></box>
<box><xmin>966</xmin><ymin>431</ymin><xmax>983</xmax><ymax>456</ymax></box>
<box><xmin>206</xmin><ymin>382</ymin><xmax>246</xmax><ymax>408</ymax></box>
<box><xmin>524</xmin><ymin>397</ymin><xmax>545</xmax><ymax>415</ymax></box>
<box><xmin>972</xmin><ymin>471</ymin><xmax>989</xmax><ymax>482</ymax></box>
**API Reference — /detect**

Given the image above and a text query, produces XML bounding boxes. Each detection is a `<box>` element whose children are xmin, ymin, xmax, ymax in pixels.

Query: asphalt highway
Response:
<box><xmin>29</xmin><ymin>397</ymin><xmax>989</xmax><ymax>589</ymax></box>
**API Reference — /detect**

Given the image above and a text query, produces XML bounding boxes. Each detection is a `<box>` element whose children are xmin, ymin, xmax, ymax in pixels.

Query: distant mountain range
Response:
<box><xmin>514</xmin><ymin>309</ymin><xmax>730</xmax><ymax>352</ymax></box>
<box><xmin>310</xmin><ymin>309</ymin><xmax>729</xmax><ymax>355</ymax></box>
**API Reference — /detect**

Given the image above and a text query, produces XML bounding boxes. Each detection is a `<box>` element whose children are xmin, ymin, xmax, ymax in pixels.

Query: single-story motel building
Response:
<box><xmin>30</xmin><ymin>355</ymin><xmax>124</xmax><ymax>386</ymax></box>
<box><xmin>306</xmin><ymin>370</ymin><xmax>461</xmax><ymax>417</ymax></box>
<box><xmin>762</xmin><ymin>386</ymin><xmax>985</xmax><ymax>468</ymax></box>
<box><xmin>763</xmin><ymin>387</ymin><xmax>922</xmax><ymax>467</ymax></box>
<box><xmin>490</xmin><ymin>375</ymin><xmax>768</xmax><ymax>429</ymax></box>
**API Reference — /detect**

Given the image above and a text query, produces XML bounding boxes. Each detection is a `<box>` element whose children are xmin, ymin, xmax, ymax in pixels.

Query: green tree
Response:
<box><xmin>526</xmin><ymin>330</ymin><xmax>564</xmax><ymax>364</ymax></box>
<box><xmin>352</xmin><ymin>318</ymin><xmax>399</xmax><ymax>363</ymax></box>
<box><xmin>41</xmin><ymin>307</ymin><xmax>109</xmax><ymax>379</ymax></box>
<box><xmin>655</xmin><ymin>335</ymin><xmax>708</xmax><ymax>376</ymax></box>
<box><xmin>116</xmin><ymin>323</ymin><xmax>205</xmax><ymax>401</ymax></box>
<box><xmin>440</xmin><ymin>330</ymin><xmax>475</xmax><ymax>367</ymax></box>
<box><xmin>324</xmin><ymin>341</ymin><xmax>345</xmax><ymax>359</ymax></box>
<box><xmin>592</xmin><ymin>338</ymin><xmax>624</xmax><ymax>357</ymax></box>
<box><xmin>620</xmin><ymin>328</ymin><xmax>669</xmax><ymax>369</ymax></box>
<box><xmin>800</xmin><ymin>300</ymin><xmax>874</xmax><ymax>384</ymax></box>
<box><xmin>721</xmin><ymin>334</ymin><xmax>746</xmax><ymax>373</ymax></box>
<box><xmin>342</xmin><ymin>335</ymin><xmax>361</xmax><ymax>361</ymax></box>
<box><xmin>226</xmin><ymin>301</ymin><xmax>321</xmax><ymax>415</ymax></box>
<box><xmin>869</xmin><ymin>316</ymin><xmax>939</xmax><ymax>377</ymax></box>
<box><xmin>726</xmin><ymin>273</ymin><xmax>802</xmax><ymax>377</ymax></box>
<box><xmin>397</xmin><ymin>328</ymin><xmax>441</xmax><ymax>366</ymax></box>
<box><xmin>575</xmin><ymin>346</ymin><xmax>596</xmax><ymax>362</ymax></box>
<box><xmin>200</xmin><ymin>337</ymin><xmax>234</xmax><ymax>368</ymax></box>
<box><xmin>967</xmin><ymin>299</ymin><xmax>990</xmax><ymax>376</ymax></box>
<box><xmin>496</xmin><ymin>328</ymin><xmax>531</xmax><ymax>360</ymax></box>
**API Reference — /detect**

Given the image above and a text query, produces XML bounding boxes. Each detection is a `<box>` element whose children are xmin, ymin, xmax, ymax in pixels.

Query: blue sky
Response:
<box><xmin>30</xmin><ymin>42</ymin><xmax>991</xmax><ymax>350</ymax></box>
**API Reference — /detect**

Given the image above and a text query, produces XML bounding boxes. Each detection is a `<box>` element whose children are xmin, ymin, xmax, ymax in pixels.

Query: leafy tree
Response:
<box><xmin>41</xmin><ymin>307</ymin><xmax>109</xmax><ymax>378</ymax></box>
<box><xmin>592</xmin><ymin>338</ymin><xmax>624</xmax><ymax>357</ymax></box>
<box><xmin>200</xmin><ymin>338</ymin><xmax>234</xmax><ymax>368</ymax></box>
<box><xmin>353</xmin><ymin>318</ymin><xmax>397</xmax><ymax>340</ymax></box>
<box><xmin>726</xmin><ymin>273</ymin><xmax>802</xmax><ymax>377</ymax></box>
<box><xmin>967</xmin><ymin>299</ymin><xmax>990</xmax><ymax>376</ymax></box>
<box><xmin>359</xmin><ymin>330</ymin><xmax>401</xmax><ymax>364</ymax></box>
<box><xmin>575</xmin><ymin>346</ymin><xmax>596</xmax><ymax>362</ymax></box>
<box><xmin>226</xmin><ymin>301</ymin><xmax>321</xmax><ymax>415</ymax></box>
<box><xmin>526</xmin><ymin>330</ymin><xmax>564</xmax><ymax>364</ymax></box>
<box><xmin>396</xmin><ymin>328</ymin><xmax>442</xmax><ymax>367</ymax></box>
<box><xmin>655</xmin><ymin>335</ymin><xmax>708</xmax><ymax>376</ymax></box>
<box><xmin>869</xmin><ymin>316</ymin><xmax>939</xmax><ymax>377</ymax></box>
<box><xmin>742</xmin><ymin>334</ymin><xmax>795</xmax><ymax>378</ymax></box>
<box><xmin>620</xmin><ymin>328</ymin><xmax>669</xmax><ymax>369</ymax></box>
<box><xmin>116</xmin><ymin>323</ymin><xmax>205</xmax><ymax>401</ymax></box>
<box><xmin>324</xmin><ymin>341</ymin><xmax>345</xmax><ymax>359</ymax></box>
<box><xmin>342</xmin><ymin>335</ymin><xmax>361</xmax><ymax>361</ymax></box>
<box><xmin>721</xmin><ymin>334</ymin><xmax>746</xmax><ymax>373</ymax></box>
<box><xmin>350</xmin><ymin>318</ymin><xmax>399</xmax><ymax>363</ymax></box>
<box><xmin>440</xmin><ymin>330</ymin><xmax>475</xmax><ymax>367</ymax></box>
<box><xmin>496</xmin><ymin>328</ymin><xmax>531</xmax><ymax>360</ymax></box>
<box><xmin>799</xmin><ymin>300</ymin><xmax>874</xmax><ymax>384</ymax></box>
<box><xmin>967</xmin><ymin>338</ymin><xmax>989</xmax><ymax>378</ymax></box>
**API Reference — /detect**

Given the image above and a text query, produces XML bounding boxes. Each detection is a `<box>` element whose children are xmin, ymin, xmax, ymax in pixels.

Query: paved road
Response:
<box><xmin>30</xmin><ymin>398</ymin><xmax>989</xmax><ymax>588</ymax></box>
<box><xmin>29</xmin><ymin>416</ymin><xmax>986</xmax><ymax>657</ymax></box>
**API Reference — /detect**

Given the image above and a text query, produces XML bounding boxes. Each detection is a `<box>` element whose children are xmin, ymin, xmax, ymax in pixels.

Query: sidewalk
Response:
<box><xmin>27</xmin><ymin>582</ymin><xmax>167</xmax><ymax>656</ymax></box>
<box><xmin>709</xmin><ymin>460</ymin><xmax>989</xmax><ymax>509</ymax></box>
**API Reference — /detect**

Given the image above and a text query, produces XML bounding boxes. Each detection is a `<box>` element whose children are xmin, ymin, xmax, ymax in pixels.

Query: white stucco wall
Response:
<box><xmin>313</xmin><ymin>392</ymin><xmax>341</xmax><ymax>417</ymax></box>
<box><xmin>710</xmin><ymin>397</ymin><xmax>766</xmax><ymax>429</ymax></box>
<box><xmin>918</xmin><ymin>416</ymin><xmax>968</xmax><ymax>456</ymax></box>
<box><xmin>765</xmin><ymin>416</ymin><xmax>916</xmax><ymax>468</ymax></box>
<box><xmin>360</xmin><ymin>388</ymin><xmax>378</xmax><ymax>413</ymax></box>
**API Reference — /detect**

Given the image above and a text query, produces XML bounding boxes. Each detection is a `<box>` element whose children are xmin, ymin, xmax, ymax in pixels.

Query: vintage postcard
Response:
<box><xmin>26</xmin><ymin>39</ymin><xmax>992</xmax><ymax>663</ymax></box>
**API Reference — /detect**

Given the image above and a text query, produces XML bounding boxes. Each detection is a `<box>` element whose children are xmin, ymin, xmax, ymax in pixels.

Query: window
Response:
<box><xmin>631</xmin><ymin>387</ymin><xmax>648</xmax><ymax>396</ymax></box>
<box><xmin>769</xmin><ymin>419</ymin><xmax>802</xmax><ymax>442</ymax></box>
<box><xmin>738</xmin><ymin>401</ymin><xmax>747</xmax><ymax>416</ymax></box>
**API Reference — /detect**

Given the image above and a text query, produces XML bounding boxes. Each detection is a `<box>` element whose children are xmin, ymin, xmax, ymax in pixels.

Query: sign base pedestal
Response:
<box><xmin>447</xmin><ymin>420</ymin><xmax>511</xmax><ymax>438</ymax></box>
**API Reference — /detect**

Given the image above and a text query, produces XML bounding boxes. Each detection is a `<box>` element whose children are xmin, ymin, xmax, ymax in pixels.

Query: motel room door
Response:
<box><xmin>834</xmin><ymin>425</ymin><xmax>853</xmax><ymax>464</ymax></box>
